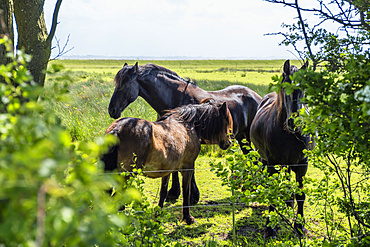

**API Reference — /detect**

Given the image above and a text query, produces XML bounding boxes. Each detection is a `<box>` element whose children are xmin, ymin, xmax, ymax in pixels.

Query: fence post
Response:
<box><xmin>231</xmin><ymin>168</ymin><xmax>236</xmax><ymax>246</ymax></box>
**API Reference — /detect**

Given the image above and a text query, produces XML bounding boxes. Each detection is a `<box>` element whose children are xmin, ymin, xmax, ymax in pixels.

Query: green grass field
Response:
<box><xmin>45</xmin><ymin>59</ymin><xmax>324</xmax><ymax>246</ymax></box>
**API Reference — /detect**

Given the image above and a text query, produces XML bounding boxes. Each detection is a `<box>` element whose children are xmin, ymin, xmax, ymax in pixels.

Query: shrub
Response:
<box><xmin>0</xmin><ymin>37</ymin><xmax>172</xmax><ymax>246</ymax></box>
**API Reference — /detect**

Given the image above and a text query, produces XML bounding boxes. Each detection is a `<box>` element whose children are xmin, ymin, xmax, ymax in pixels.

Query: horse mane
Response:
<box><xmin>158</xmin><ymin>101</ymin><xmax>232</xmax><ymax>142</ymax></box>
<box><xmin>113</xmin><ymin>68</ymin><xmax>126</xmax><ymax>88</ymax></box>
<box><xmin>139</xmin><ymin>63</ymin><xmax>197</xmax><ymax>85</ymax></box>
<box><xmin>275</xmin><ymin>64</ymin><xmax>299</xmax><ymax>122</ymax></box>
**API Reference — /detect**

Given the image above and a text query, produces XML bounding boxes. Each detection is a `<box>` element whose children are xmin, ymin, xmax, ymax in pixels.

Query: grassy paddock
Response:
<box><xmin>45</xmin><ymin>59</ymin><xmax>326</xmax><ymax>246</ymax></box>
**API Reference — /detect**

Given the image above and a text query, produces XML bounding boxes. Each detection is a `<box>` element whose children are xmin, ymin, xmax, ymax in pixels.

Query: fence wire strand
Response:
<box><xmin>100</xmin><ymin>163</ymin><xmax>309</xmax><ymax>175</ymax></box>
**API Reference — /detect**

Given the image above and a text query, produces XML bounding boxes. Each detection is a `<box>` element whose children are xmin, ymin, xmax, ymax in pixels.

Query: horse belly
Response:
<box><xmin>263</xmin><ymin>132</ymin><xmax>308</xmax><ymax>165</ymax></box>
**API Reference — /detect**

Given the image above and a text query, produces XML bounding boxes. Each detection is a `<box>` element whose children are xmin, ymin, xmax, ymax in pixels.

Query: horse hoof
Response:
<box><xmin>166</xmin><ymin>189</ymin><xmax>180</xmax><ymax>202</ymax></box>
<box><xmin>165</xmin><ymin>195</ymin><xmax>178</xmax><ymax>202</ymax></box>
<box><xmin>182</xmin><ymin>216</ymin><xmax>196</xmax><ymax>225</ymax></box>
<box><xmin>263</xmin><ymin>227</ymin><xmax>277</xmax><ymax>238</ymax></box>
<box><xmin>190</xmin><ymin>195</ymin><xmax>200</xmax><ymax>205</ymax></box>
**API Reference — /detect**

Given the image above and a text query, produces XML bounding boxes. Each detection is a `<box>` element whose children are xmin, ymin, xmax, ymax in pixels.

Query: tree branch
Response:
<box><xmin>264</xmin><ymin>0</ymin><xmax>366</xmax><ymax>29</ymax></box>
<box><xmin>295</xmin><ymin>0</ymin><xmax>318</xmax><ymax>70</ymax></box>
<box><xmin>50</xmin><ymin>34</ymin><xmax>74</xmax><ymax>60</ymax></box>
<box><xmin>46</xmin><ymin>0</ymin><xmax>63</xmax><ymax>45</ymax></box>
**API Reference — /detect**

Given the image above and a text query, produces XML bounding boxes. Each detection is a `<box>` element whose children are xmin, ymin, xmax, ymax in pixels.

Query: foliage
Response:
<box><xmin>117</xmin><ymin>167</ymin><xmax>172</xmax><ymax>246</ymax></box>
<box><xmin>0</xmin><ymin>37</ymin><xmax>127</xmax><ymax>246</ymax></box>
<box><xmin>0</xmin><ymin>37</ymin><xmax>174</xmax><ymax>246</ymax></box>
<box><xmin>210</xmin><ymin>142</ymin><xmax>307</xmax><ymax>246</ymax></box>
<box><xmin>291</xmin><ymin>55</ymin><xmax>370</xmax><ymax>244</ymax></box>
<box><xmin>266</xmin><ymin>0</ymin><xmax>370</xmax><ymax>244</ymax></box>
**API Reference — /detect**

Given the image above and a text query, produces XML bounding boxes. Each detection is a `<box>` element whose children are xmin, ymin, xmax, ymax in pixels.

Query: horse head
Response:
<box><xmin>281</xmin><ymin>60</ymin><xmax>308</xmax><ymax>132</ymax></box>
<box><xmin>108</xmin><ymin>62</ymin><xmax>140</xmax><ymax>119</ymax></box>
<box><xmin>217</xmin><ymin>102</ymin><xmax>234</xmax><ymax>150</ymax></box>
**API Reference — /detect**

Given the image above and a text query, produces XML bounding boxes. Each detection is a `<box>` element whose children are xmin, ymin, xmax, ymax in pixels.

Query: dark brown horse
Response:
<box><xmin>250</xmin><ymin>60</ymin><xmax>311</xmax><ymax>237</ymax></box>
<box><xmin>108</xmin><ymin>62</ymin><xmax>262</xmax><ymax>204</ymax></box>
<box><xmin>101</xmin><ymin>100</ymin><xmax>233</xmax><ymax>224</ymax></box>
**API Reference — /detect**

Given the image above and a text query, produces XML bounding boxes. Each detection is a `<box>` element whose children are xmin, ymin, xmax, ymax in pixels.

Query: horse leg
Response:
<box><xmin>158</xmin><ymin>175</ymin><xmax>170</xmax><ymax>208</ymax></box>
<box><xmin>293</xmin><ymin>162</ymin><xmax>308</xmax><ymax>237</ymax></box>
<box><xmin>166</xmin><ymin>172</ymin><xmax>181</xmax><ymax>202</ymax></box>
<box><xmin>181</xmin><ymin>169</ymin><xmax>195</xmax><ymax>225</ymax></box>
<box><xmin>190</xmin><ymin>173</ymin><xmax>200</xmax><ymax>205</ymax></box>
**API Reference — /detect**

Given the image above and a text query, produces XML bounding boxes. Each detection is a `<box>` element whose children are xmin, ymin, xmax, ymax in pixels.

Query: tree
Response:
<box><xmin>0</xmin><ymin>36</ymin><xmax>173</xmax><ymax>246</ymax></box>
<box><xmin>0</xmin><ymin>0</ymin><xmax>62</xmax><ymax>86</ymax></box>
<box><xmin>0</xmin><ymin>0</ymin><xmax>13</xmax><ymax>66</ymax></box>
<box><xmin>266</xmin><ymin>0</ymin><xmax>370</xmax><ymax>70</ymax></box>
<box><xmin>266</xmin><ymin>0</ymin><xmax>370</xmax><ymax>245</ymax></box>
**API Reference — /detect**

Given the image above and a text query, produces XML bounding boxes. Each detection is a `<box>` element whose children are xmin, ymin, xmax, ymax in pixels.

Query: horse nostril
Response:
<box><xmin>109</xmin><ymin>108</ymin><xmax>117</xmax><ymax>118</ymax></box>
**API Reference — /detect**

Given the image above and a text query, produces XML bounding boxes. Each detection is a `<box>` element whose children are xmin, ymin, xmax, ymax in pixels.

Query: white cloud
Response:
<box><xmin>44</xmin><ymin>0</ymin><xmax>298</xmax><ymax>59</ymax></box>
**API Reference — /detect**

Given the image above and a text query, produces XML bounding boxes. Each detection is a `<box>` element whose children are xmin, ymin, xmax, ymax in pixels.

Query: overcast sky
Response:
<box><xmin>44</xmin><ymin>0</ymin><xmax>300</xmax><ymax>59</ymax></box>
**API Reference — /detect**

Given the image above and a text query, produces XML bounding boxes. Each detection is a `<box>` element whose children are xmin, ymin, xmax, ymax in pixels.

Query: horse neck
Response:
<box><xmin>275</xmin><ymin>89</ymin><xmax>290</xmax><ymax>122</ymax></box>
<box><xmin>137</xmin><ymin>72</ymin><xmax>205</xmax><ymax>115</ymax></box>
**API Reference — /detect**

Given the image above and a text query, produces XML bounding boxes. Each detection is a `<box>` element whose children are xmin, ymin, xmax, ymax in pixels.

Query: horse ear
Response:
<box><xmin>123</xmin><ymin>63</ymin><xmax>128</xmax><ymax>67</ymax></box>
<box><xmin>300</xmin><ymin>60</ymin><xmax>309</xmax><ymax>70</ymax></box>
<box><xmin>220</xmin><ymin>102</ymin><xmax>227</xmax><ymax>113</ymax></box>
<box><xmin>133</xmin><ymin>62</ymin><xmax>139</xmax><ymax>72</ymax></box>
<box><xmin>283</xmin><ymin>60</ymin><xmax>290</xmax><ymax>75</ymax></box>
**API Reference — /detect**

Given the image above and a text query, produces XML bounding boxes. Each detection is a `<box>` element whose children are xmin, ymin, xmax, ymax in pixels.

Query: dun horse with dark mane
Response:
<box><xmin>101</xmin><ymin>100</ymin><xmax>233</xmax><ymax>224</ymax></box>
<box><xmin>108</xmin><ymin>62</ymin><xmax>261</xmax><ymax>204</ymax></box>
<box><xmin>250</xmin><ymin>60</ymin><xmax>312</xmax><ymax>237</ymax></box>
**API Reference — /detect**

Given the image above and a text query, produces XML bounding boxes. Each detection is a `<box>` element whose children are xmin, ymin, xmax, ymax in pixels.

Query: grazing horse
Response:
<box><xmin>108</xmin><ymin>62</ymin><xmax>262</xmax><ymax>204</ymax></box>
<box><xmin>250</xmin><ymin>60</ymin><xmax>311</xmax><ymax>237</ymax></box>
<box><xmin>101</xmin><ymin>100</ymin><xmax>233</xmax><ymax>224</ymax></box>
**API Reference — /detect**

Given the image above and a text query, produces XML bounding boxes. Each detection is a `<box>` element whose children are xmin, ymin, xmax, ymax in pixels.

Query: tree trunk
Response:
<box><xmin>13</xmin><ymin>0</ymin><xmax>51</xmax><ymax>86</ymax></box>
<box><xmin>0</xmin><ymin>0</ymin><xmax>14</xmax><ymax>66</ymax></box>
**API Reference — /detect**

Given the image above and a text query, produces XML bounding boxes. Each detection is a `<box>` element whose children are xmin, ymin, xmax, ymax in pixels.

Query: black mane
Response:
<box><xmin>158</xmin><ymin>102</ymin><xmax>231</xmax><ymax>142</ymax></box>
<box><xmin>139</xmin><ymin>63</ymin><xmax>196</xmax><ymax>85</ymax></box>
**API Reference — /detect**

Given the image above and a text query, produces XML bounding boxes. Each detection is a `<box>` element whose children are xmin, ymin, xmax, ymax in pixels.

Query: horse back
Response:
<box><xmin>208</xmin><ymin>85</ymin><xmax>262</xmax><ymax>139</ymax></box>
<box><xmin>250</xmin><ymin>92</ymin><xmax>309</xmax><ymax>165</ymax></box>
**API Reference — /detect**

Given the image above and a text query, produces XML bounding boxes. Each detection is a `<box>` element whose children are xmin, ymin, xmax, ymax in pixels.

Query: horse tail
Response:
<box><xmin>101</xmin><ymin>144</ymin><xmax>119</xmax><ymax>171</ymax></box>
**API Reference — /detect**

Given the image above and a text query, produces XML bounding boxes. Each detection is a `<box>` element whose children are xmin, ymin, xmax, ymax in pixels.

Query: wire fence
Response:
<box><xmin>102</xmin><ymin>161</ymin><xmax>365</xmax><ymax>242</ymax></box>
<box><xmin>101</xmin><ymin>163</ymin><xmax>310</xmax><ymax>176</ymax></box>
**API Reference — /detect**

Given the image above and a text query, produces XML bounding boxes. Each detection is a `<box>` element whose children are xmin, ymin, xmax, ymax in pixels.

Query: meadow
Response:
<box><xmin>45</xmin><ymin>59</ymin><xmax>323</xmax><ymax>246</ymax></box>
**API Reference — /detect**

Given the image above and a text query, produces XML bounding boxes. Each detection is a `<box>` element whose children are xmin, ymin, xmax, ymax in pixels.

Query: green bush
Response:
<box><xmin>0</xmin><ymin>37</ymin><xmax>172</xmax><ymax>246</ymax></box>
<box><xmin>0</xmin><ymin>37</ymin><xmax>127</xmax><ymax>246</ymax></box>
<box><xmin>210</xmin><ymin>142</ymin><xmax>304</xmax><ymax>246</ymax></box>
<box><xmin>292</xmin><ymin>53</ymin><xmax>370</xmax><ymax>244</ymax></box>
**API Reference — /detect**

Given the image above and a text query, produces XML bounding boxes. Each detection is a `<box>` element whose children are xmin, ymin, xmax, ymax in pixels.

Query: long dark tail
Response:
<box><xmin>101</xmin><ymin>144</ymin><xmax>119</xmax><ymax>171</ymax></box>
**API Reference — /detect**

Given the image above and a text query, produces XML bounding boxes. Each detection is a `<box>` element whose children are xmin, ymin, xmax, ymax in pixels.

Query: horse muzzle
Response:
<box><xmin>108</xmin><ymin>107</ymin><xmax>122</xmax><ymax>119</ymax></box>
<box><xmin>219</xmin><ymin>139</ymin><xmax>232</xmax><ymax>150</ymax></box>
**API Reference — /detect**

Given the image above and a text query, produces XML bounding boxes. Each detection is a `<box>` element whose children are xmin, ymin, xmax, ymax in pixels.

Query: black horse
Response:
<box><xmin>108</xmin><ymin>62</ymin><xmax>262</xmax><ymax>205</ymax></box>
<box><xmin>250</xmin><ymin>60</ymin><xmax>312</xmax><ymax>237</ymax></box>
